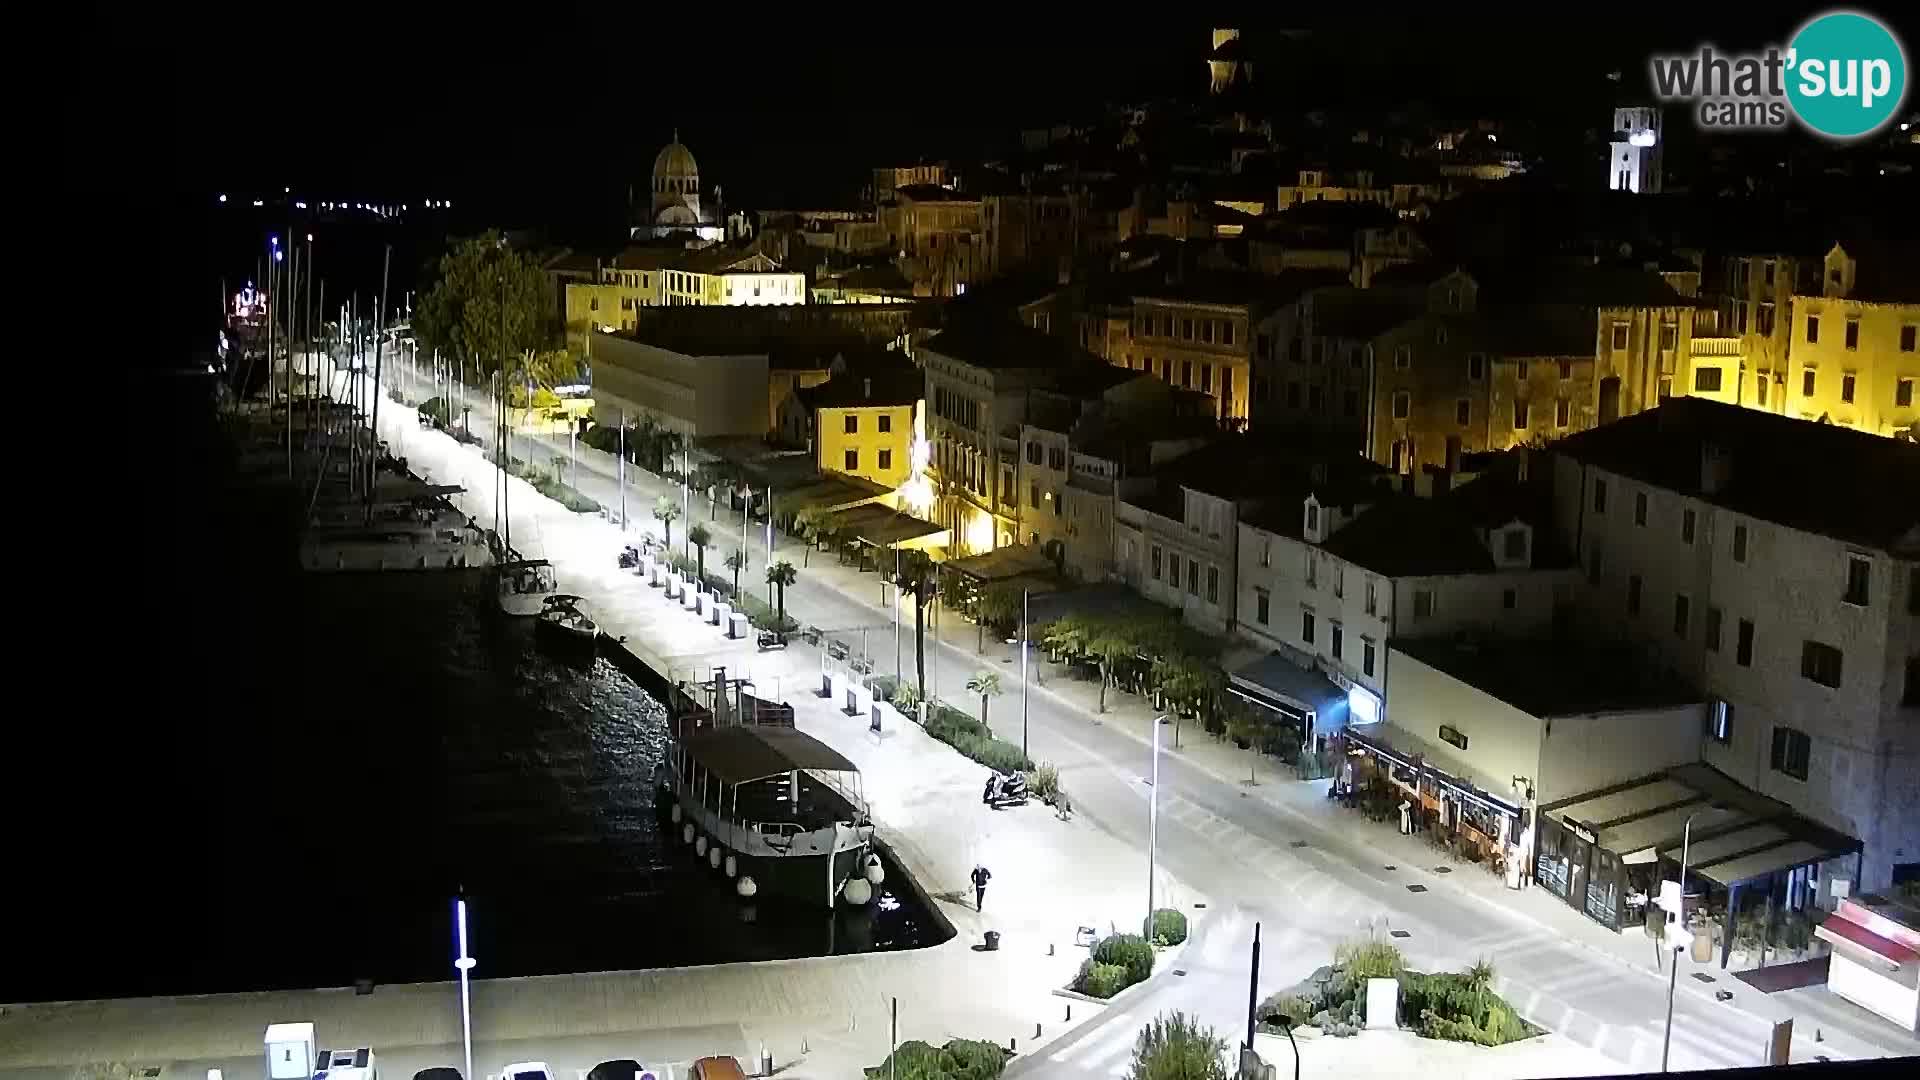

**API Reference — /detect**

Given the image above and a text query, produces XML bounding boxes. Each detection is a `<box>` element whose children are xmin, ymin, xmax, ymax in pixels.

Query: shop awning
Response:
<box><xmin>1344</xmin><ymin>722</ymin><xmax>1523</xmax><ymax>815</ymax></box>
<box><xmin>822</xmin><ymin>502</ymin><xmax>948</xmax><ymax>549</ymax></box>
<box><xmin>773</xmin><ymin>473</ymin><xmax>891</xmax><ymax>517</ymax></box>
<box><xmin>944</xmin><ymin>544</ymin><xmax>1058</xmax><ymax>583</ymax></box>
<box><xmin>1545</xmin><ymin>762</ymin><xmax>1861</xmax><ymax>879</ymax></box>
<box><xmin>1228</xmin><ymin>652</ymin><xmax>1348</xmax><ymax>720</ymax></box>
<box><xmin>1817</xmin><ymin>917</ymin><xmax>1920</xmax><ymax>967</ymax></box>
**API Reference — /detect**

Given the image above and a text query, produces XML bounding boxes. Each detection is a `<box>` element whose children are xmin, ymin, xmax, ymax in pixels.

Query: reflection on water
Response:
<box><xmin>58</xmin><ymin>569</ymin><xmax>939</xmax><ymax>1001</ymax></box>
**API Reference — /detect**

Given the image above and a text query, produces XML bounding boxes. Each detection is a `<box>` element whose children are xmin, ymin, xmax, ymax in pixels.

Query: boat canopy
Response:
<box><xmin>546</xmin><ymin>593</ymin><xmax>586</xmax><ymax>605</ymax></box>
<box><xmin>682</xmin><ymin>724</ymin><xmax>858</xmax><ymax>785</ymax></box>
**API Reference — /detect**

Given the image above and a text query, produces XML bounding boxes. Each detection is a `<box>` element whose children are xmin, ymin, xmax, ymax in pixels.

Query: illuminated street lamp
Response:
<box><xmin>1146</xmin><ymin>713</ymin><xmax>1165</xmax><ymax>935</ymax></box>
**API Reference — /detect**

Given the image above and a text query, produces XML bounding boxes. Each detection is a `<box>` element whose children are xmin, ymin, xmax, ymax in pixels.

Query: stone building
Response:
<box><xmin>1548</xmin><ymin>397</ymin><xmax>1920</xmax><ymax>890</ymax></box>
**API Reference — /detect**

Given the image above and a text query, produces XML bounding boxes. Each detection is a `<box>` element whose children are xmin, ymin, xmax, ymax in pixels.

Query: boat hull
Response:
<box><xmin>656</xmin><ymin>783</ymin><xmax>871</xmax><ymax>908</ymax></box>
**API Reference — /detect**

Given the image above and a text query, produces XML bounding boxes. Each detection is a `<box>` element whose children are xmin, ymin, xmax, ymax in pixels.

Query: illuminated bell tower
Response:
<box><xmin>1607</xmin><ymin>106</ymin><xmax>1662</xmax><ymax>194</ymax></box>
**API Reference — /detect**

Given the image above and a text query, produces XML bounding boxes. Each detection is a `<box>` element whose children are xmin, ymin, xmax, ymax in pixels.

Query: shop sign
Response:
<box><xmin>1565</xmin><ymin>819</ymin><xmax>1598</xmax><ymax>845</ymax></box>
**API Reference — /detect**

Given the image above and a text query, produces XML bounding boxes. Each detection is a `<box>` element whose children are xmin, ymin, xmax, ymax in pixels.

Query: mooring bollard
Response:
<box><xmin>1065</xmin><ymin>1003</ymin><xmax>1072</xmax><ymax>1021</ymax></box>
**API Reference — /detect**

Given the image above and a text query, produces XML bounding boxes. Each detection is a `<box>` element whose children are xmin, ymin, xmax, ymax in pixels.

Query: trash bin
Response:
<box><xmin>983</xmin><ymin>931</ymin><xmax>1001</xmax><ymax>951</ymax></box>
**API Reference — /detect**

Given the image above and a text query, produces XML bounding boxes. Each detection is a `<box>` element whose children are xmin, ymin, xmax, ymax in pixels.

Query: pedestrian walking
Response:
<box><xmin>971</xmin><ymin>864</ymin><xmax>991</xmax><ymax>911</ymax></box>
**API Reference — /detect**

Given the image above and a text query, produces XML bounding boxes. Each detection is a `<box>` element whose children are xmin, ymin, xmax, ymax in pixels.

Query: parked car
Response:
<box><xmin>412</xmin><ymin>1069</ymin><xmax>461</xmax><ymax>1080</ymax></box>
<box><xmin>584</xmin><ymin>1061</ymin><xmax>646</xmax><ymax>1080</ymax></box>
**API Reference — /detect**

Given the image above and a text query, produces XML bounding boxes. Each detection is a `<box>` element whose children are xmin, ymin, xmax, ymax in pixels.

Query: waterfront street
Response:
<box><xmin>8</xmin><ymin>383</ymin><xmax>1916</xmax><ymax>1079</ymax></box>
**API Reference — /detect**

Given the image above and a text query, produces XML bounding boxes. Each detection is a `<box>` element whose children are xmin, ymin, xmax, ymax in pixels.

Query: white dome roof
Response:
<box><xmin>654</xmin><ymin>139</ymin><xmax>698</xmax><ymax>181</ymax></box>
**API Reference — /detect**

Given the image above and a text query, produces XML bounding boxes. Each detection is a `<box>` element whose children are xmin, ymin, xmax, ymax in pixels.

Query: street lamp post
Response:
<box><xmin>1020</xmin><ymin>588</ymin><xmax>1030</xmax><ymax>761</ymax></box>
<box><xmin>1661</xmin><ymin>807</ymin><xmax>1717</xmax><ymax>1072</ymax></box>
<box><xmin>1146</xmin><ymin>713</ymin><xmax>1164</xmax><ymax>934</ymax></box>
<box><xmin>453</xmin><ymin>896</ymin><xmax>476</xmax><ymax>1080</ymax></box>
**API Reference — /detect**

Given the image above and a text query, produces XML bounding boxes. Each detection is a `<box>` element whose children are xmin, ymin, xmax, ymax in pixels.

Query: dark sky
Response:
<box><xmin>108</xmin><ymin>4</ymin><xmax>1899</xmax><ymax>210</ymax></box>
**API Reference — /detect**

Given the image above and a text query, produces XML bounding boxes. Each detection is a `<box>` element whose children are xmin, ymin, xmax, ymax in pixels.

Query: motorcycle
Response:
<box><xmin>984</xmin><ymin>769</ymin><xmax>1029</xmax><ymax>809</ymax></box>
<box><xmin>757</xmin><ymin>629</ymin><xmax>788</xmax><ymax>652</ymax></box>
<box><xmin>618</xmin><ymin>544</ymin><xmax>641</xmax><ymax>569</ymax></box>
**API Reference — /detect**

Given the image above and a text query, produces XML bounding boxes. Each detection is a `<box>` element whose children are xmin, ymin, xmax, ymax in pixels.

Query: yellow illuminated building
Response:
<box><xmin>564</xmin><ymin>248</ymin><xmax>806</xmax><ymax>352</ymax></box>
<box><xmin>1782</xmin><ymin>245</ymin><xmax>1919</xmax><ymax>439</ymax></box>
<box><xmin>801</xmin><ymin>369</ymin><xmax>923</xmax><ymax>490</ymax></box>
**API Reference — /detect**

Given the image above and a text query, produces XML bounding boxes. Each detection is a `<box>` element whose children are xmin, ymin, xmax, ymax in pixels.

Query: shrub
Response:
<box><xmin>1256</xmin><ymin>992</ymin><xmax>1311</xmax><ymax>1030</ymax></box>
<box><xmin>863</xmin><ymin>1038</ymin><xmax>1009</xmax><ymax>1080</ymax></box>
<box><xmin>891</xmin><ymin>681</ymin><xmax>922</xmax><ymax>714</ymax></box>
<box><xmin>1127</xmin><ymin>1011</ymin><xmax>1229</xmax><ymax>1080</ymax></box>
<box><xmin>1335</xmin><ymin>938</ymin><xmax>1406</xmax><ymax>982</ymax></box>
<box><xmin>1399</xmin><ymin>970</ymin><xmax>1537</xmax><ymax>1046</ymax></box>
<box><xmin>1148</xmin><ymin>908</ymin><xmax>1189</xmax><ymax>946</ymax></box>
<box><xmin>1025</xmin><ymin>762</ymin><xmax>1061</xmax><ymax>804</ymax></box>
<box><xmin>1073</xmin><ymin>960</ymin><xmax>1130</xmax><ymax>999</ymax></box>
<box><xmin>1093</xmin><ymin>933</ymin><xmax>1156</xmax><ymax>986</ymax></box>
<box><xmin>419</xmin><ymin>396</ymin><xmax>451</xmax><ymax>427</ymax></box>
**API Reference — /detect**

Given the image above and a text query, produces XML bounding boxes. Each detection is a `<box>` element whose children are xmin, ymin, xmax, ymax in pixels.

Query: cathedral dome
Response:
<box><xmin>653</xmin><ymin>138</ymin><xmax>699</xmax><ymax>183</ymax></box>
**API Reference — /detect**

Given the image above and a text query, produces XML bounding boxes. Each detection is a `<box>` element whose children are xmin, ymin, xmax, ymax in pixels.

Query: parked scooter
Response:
<box><xmin>983</xmin><ymin>769</ymin><xmax>1029</xmax><ymax>809</ymax></box>
<box><xmin>618</xmin><ymin>544</ymin><xmax>641</xmax><ymax>569</ymax></box>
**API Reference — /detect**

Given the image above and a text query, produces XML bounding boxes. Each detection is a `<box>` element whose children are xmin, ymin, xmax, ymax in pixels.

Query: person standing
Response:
<box><xmin>971</xmin><ymin>864</ymin><xmax>991</xmax><ymax>911</ymax></box>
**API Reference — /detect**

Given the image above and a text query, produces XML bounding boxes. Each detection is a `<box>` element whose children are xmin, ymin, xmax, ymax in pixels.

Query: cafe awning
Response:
<box><xmin>774</xmin><ymin>472</ymin><xmax>892</xmax><ymax>517</ymax></box>
<box><xmin>1344</xmin><ymin>721</ymin><xmax>1523</xmax><ymax>816</ymax></box>
<box><xmin>1228</xmin><ymin>651</ymin><xmax>1348</xmax><ymax>720</ymax></box>
<box><xmin>1546</xmin><ymin>762</ymin><xmax>1862</xmax><ymax>880</ymax></box>
<box><xmin>944</xmin><ymin>543</ymin><xmax>1058</xmax><ymax>583</ymax></box>
<box><xmin>822</xmin><ymin>502</ymin><xmax>948</xmax><ymax>549</ymax></box>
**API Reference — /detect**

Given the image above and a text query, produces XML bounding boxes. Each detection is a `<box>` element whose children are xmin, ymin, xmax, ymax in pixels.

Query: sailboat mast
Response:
<box><xmin>367</xmin><ymin>246</ymin><xmax>391</xmax><ymax>520</ymax></box>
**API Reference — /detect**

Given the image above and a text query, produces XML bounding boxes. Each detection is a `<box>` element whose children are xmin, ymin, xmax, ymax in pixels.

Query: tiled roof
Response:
<box><xmin>1136</xmin><ymin>269</ymin><xmax>1341</xmax><ymax>309</ymax></box>
<box><xmin>796</xmin><ymin>366</ymin><xmax>924</xmax><ymax>410</ymax></box>
<box><xmin>1554</xmin><ymin>397</ymin><xmax>1920</xmax><ymax>554</ymax></box>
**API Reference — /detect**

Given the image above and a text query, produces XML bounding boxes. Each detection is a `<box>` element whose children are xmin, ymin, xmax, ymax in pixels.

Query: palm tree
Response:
<box><xmin>725</xmin><ymin>547</ymin><xmax>747</xmax><ymax>598</ymax></box>
<box><xmin>966</xmin><ymin>669</ymin><xmax>1003</xmax><ymax>734</ymax></box>
<box><xmin>898</xmin><ymin>550</ymin><xmax>936</xmax><ymax>702</ymax></box>
<box><xmin>687</xmin><ymin>523</ymin><xmax>712</xmax><ymax>592</ymax></box>
<box><xmin>765</xmin><ymin>560</ymin><xmax>797</xmax><ymax>627</ymax></box>
<box><xmin>652</xmin><ymin>494</ymin><xmax>680</xmax><ymax>551</ymax></box>
<box><xmin>793</xmin><ymin>506</ymin><xmax>822</xmax><ymax>567</ymax></box>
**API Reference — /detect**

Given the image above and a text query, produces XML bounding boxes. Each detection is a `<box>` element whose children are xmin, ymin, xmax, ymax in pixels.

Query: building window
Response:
<box><xmin>1558</xmin><ymin>359</ymin><xmax>1572</xmax><ymax>381</ymax></box>
<box><xmin>1394</xmin><ymin>345</ymin><xmax>1411</xmax><ymax>370</ymax></box>
<box><xmin>878</xmin><ymin>414</ymin><xmax>892</xmax><ymax>433</ymax></box>
<box><xmin>1709</xmin><ymin>700</ymin><xmax>1733</xmax><ymax>744</ymax></box>
<box><xmin>1556</xmin><ymin>397</ymin><xmax>1571</xmax><ymax>427</ymax></box>
<box><xmin>1151</xmin><ymin>545</ymin><xmax>1162</xmax><ymax>581</ymax></box>
<box><xmin>1634</xmin><ymin>491</ymin><xmax>1648</xmax><ymax>526</ymax></box>
<box><xmin>1391</xmin><ymin>390</ymin><xmax>1410</xmax><ymax>419</ymax></box>
<box><xmin>1899</xmin><ymin>378</ymin><xmax>1915</xmax><ymax>408</ymax></box>
<box><xmin>1844</xmin><ymin>553</ymin><xmax>1870</xmax><ymax>606</ymax></box>
<box><xmin>844</xmin><ymin>448</ymin><xmax>859</xmax><ymax>471</ymax></box>
<box><xmin>1841</xmin><ymin>373</ymin><xmax>1856</xmax><ymax>404</ymax></box>
<box><xmin>1757</xmin><ymin>375</ymin><xmax>1769</xmax><ymax>406</ymax></box>
<box><xmin>841</xmin><ymin>414</ymin><xmax>859</xmax><ymax>435</ymax></box>
<box><xmin>1594</xmin><ymin>478</ymin><xmax>1608</xmax><ymax>513</ymax></box>
<box><xmin>1255</xmin><ymin>588</ymin><xmax>1269</xmax><ymax>625</ymax></box>
<box><xmin>1049</xmin><ymin>447</ymin><xmax>1066</xmax><ymax>470</ymax></box>
<box><xmin>1693</xmin><ymin>367</ymin><xmax>1722</xmax><ymax>392</ymax></box>
<box><xmin>1502</xmin><ymin>587</ymin><xmax>1516</xmax><ymax>610</ymax></box>
<box><xmin>1455</xmin><ymin>399</ymin><xmax>1470</xmax><ymax>426</ymax></box>
<box><xmin>1627</xmin><ymin>574</ymin><xmax>1642</xmax><ymax>615</ymax></box>
<box><xmin>1029</xmin><ymin>482</ymin><xmax>1039</xmax><ymax>509</ymax></box>
<box><xmin>1182</xmin><ymin>318</ymin><xmax>1194</xmax><ymax>340</ymax></box>
<box><xmin>1302</xmin><ymin>609</ymin><xmax>1316</xmax><ymax>644</ymax></box>
<box><xmin>1207</xmin><ymin>565</ymin><xmax>1219</xmax><ymax>604</ymax></box>
<box><xmin>1806</xmin><ymin>315</ymin><xmax>1820</xmax><ymax>343</ymax></box>
<box><xmin>1660</xmin><ymin>322</ymin><xmax>1678</xmax><ymax>351</ymax></box>
<box><xmin>1468</xmin><ymin>353</ymin><xmax>1485</xmax><ymax>380</ymax></box>
<box><xmin>1757</xmin><ymin>303</ymin><xmax>1775</xmax><ymax>335</ymax></box>
<box><xmin>1705</xmin><ymin>606</ymin><xmax>1723</xmax><ymax>651</ymax></box>
<box><xmin>1188</xmin><ymin>560</ymin><xmax>1199</xmax><ymax>595</ymax></box>
<box><xmin>1673</xmin><ymin>593</ymin><xmax>1690</xmax><ymax>638</ymax></box>
<box><xmin>1054</xmin><ymin>491</ymin><xmax>1064</xmax><ymax>516</ymax></box>
<box><xmin>1331</xmin><ymin>622</ymin><xmax>1344</xmax><ymax>658</ymax></box>
<box><xmin>1901</xmin><ymin>325</ymin><xmax>1916</xmax><ymax>352</ymax></box>
<box><xmin>1770</xmin><ymin>727</ymin><xmax>1811</xmax><ymax>780</ymax></box>
<box><xmin>1167</xmin><ymin>552</ymin><xmax>1180</xmax><ymax>587</ymax></box>
<box><xmin>1737</xmin><ymin>618</ymin><xmax>1756</xmax><ymax>667</ymax></box>
<box><xmin>1611</xmin><ymin>323</ymin><xmax>1629</xmax><ymax>350</ymax></box>
<box><xmin>1681</xmin><ymin>509</ymin><xmax>1696</xmax><ymax>545</ymax></box>
<box><xmin>1200</xmin><ymin>364</ymin><xmax>1213</xmax><ymax>393</ymax></box>
<box><xmin>1503</xmin><ymin>529</ymin><xmax>1526</xmax><ymax>560</ymax></box>
<box><xmin>1844</xmin><ymin>319</ymin><xmax>1859</xmax><ymax>350</ymax></box>
<box><xmin>1364</xmin><ymin>579</ymin><xmax>1377</xmax><ymax>615</ymax></box>
<box><xmin>1223</xmin><ymin>323</ymin><xmax>1235</xmax><ymax>346</ymax></box>
<box><xmin>1802</xmin><ymin>368</ymin><xmax>1817</xmax><ymax>397</ymax></box>
<box><xmin>1362</xmin><ymin>639</ymin><xmax>1376</xmax><ymax>677</ymax></box>
<box><xmin>1512</xmin><ymin>398</ymin><xmax>1530</xmax><ymax>428</ymax></box>
<box><xmin>878</xmin><ymin>449</ymin><xmax>892</xmax><ymax>471</ymax></box>
<box><xmin>1733</xmin><ymin>524</ymin><xmax>1749</xmax><ymax>563</ymax></box>
<box><xmin>1413</xmin><ymin>589</ymin><xmax>1434</xmax><ymax>618</ymax></box>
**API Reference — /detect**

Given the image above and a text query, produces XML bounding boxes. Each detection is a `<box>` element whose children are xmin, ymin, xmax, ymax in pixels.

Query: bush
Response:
<box><xmin>1335</xmin><ymin>938</ymin><xmax>1406</xmax><ymax>982</ymax></box>
<box><xmin>418</xmin><ymin>395</ymin><xmax>450</xmax><ymax>427</ymax></box>
<box><xmin>891</xmin><ymin>681</ymin><xmax>922</xmax><ymax>714</ymax></box>
<box><xmin>1073</xmin><ymin>960</ymin><xmax>1131</xmax><ymax>999</ymax></box>
<box><xmin>1256</xmin><ymin>992</ymin><xmax>1311</xmax><ymax>1030</ymax></box>
<box><xmin>1148</xmin><ymin>908</ymin><xmax>1189</xmax><ymax>946</ymax></box>
<box><xmin>1025</xmin><ymin>762</ymin><xmax>1061</xmax><ymax>804</ymax></box>
<box><xmin>1093</xmin><ymin>933</ymin><xmax>1156</xmax><ymax>986</ymax></box>
<box><xmin>863</xmin><ymin>1038</ymin><xmax>1009</xmax><ymax>1080</ymax></box>
<box><xmin>1399</xmin><ymin>970</ymin><xmax>1537</xmax><ymax>1046</ymax></box>
<box><xmin>1127</xmin><ymin>1011</ymin><xmax>1229</xmax><ymax>1080</ymax></box>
